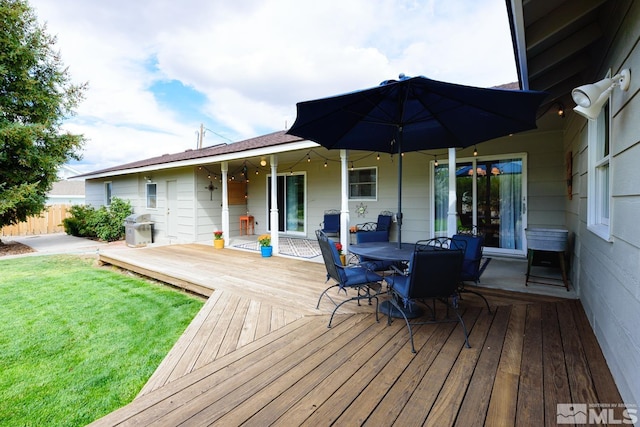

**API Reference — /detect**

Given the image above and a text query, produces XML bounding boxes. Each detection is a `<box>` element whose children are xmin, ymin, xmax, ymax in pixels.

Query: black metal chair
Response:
<box><xmin>381</xmin><ymin>239</ymin><xmax>469</xmax><ymax>353</ymax></box>
<box><xmin>355</xmin><ymin>210</ymin><xmax>393</xmax><ymax>241</ymax></box>
<box><xmin>452</xmin><ymin>228</ymin><xmax>492</xmax><ymax>313</ymax></box>
<box><xmin>315</xmin><ymin>230</ymin><xmax>384</xmax><ymax>327</ymax></box>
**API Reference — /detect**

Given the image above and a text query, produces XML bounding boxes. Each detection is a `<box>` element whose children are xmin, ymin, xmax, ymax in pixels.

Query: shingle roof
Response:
<box><xmin>75</xmin><ymin>130</ymin><xmax>305</xmax><ymax>178</ymax></box>
<box><xmin>49</xmin><ymin>180</ymin><xmax>85</xmax><ymax>196</ymax></box>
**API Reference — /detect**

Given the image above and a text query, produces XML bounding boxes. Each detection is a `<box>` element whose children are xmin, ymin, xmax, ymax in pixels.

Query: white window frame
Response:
<box><xmin>104</xmin><ymin>182</ymin><xmax>112</xmax><ymax>206</ymax></box>
<box><xmin>348</xmin><ymin>166</ymin><xmax>378</xmax><ymax>201</ymax></box>
<box><xmin>587</xmin><ymin>78</ymin><xmax>612</xmax><ymax>241</ymax></box>
<box><xmin>146</xmin><ymin>182</ymin><xmax>157</xmax><ymax>209</ymax></box>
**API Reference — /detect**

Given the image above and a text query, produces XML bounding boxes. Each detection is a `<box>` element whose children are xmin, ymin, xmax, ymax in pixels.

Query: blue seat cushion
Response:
<box><xmin>342</xmin><ymin>265</ymin><xmax>383</xmax><ymax>287</ymax></box>
<box><xmin>323</xmin><ymin>214</ymin><xmax>340</xmax><ymax>233</ymax></box>
<box><xmin>356</xmin><ymin>230</ymin><xmax>388</xmax><ymax>243</ymax></box>
<box><xmin>384</xmin><ymin>274</ymin><xmax>410</xmax><ymax>297</ymax></box>
<box><xmin>377</xmin><ymin>214</ymin><xmax>393</xmax><ymax>232</ymax></box>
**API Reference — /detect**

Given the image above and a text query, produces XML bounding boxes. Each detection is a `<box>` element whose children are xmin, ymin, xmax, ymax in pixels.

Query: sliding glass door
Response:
<box><xmin>434</xmin><ymin>155</ymin><xmax>527</xmax><ymax>255</ymax></box>
<box><xmin>267</xmin><ymin>173</ymin><xmax>306</xmax><ymax>235</ymax></box>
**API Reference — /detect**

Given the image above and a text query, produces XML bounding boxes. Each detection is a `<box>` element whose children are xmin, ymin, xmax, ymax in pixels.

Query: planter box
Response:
<box><xmin>525</xmin><ymin>228</ymin><xmax>568</xmax><ymax>252</ymax></box>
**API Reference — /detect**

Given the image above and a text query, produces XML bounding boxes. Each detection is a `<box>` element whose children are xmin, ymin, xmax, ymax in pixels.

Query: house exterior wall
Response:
<box><xmin>240</xmin><ymin>134</ymin><xmax>567</xmax><ymax>247</ymax></box>
<box><xmin>564</xmin><ymin>1</ymin><xmax>640</xmax><ymax>406</ymax></box>
<box><xmin>85</xmin><ymin>168</ymin><xmax>201</xmax><ymax>245</ymax></box>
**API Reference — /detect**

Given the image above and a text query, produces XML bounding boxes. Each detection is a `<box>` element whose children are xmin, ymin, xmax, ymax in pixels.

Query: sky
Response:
<box><xmin>28</xmin><ymin>0</ymin><xmax>518</xmax><ymax>174</ymax></box>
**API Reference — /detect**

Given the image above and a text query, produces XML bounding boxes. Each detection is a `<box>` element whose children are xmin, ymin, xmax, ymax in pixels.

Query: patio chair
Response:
<box><xmin>315</xmin><ymin>229</ymin><xmax>384</xmax><ymax>328</ymax></box>
<box><xmin>355</xmin><ymin>210</ymin><xmax>394</xmax><ymax>242</ymax></box>
<box><xmin>452</xmin><ymin>229</ymin><xmax>492</xmax><ymax>313</ymax></box>
<box><xmin>320</xmin><ymin>209</ymin><xmax>341</xmax><ymax>237</ymax></box>
<box><xmin>381</xmin><ymin>240</ymin><xmax>469</xmax><ymax>353</ymax></box>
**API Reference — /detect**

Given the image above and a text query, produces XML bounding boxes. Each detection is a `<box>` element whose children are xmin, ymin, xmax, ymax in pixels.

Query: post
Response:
<box><xmin>447</xmin><ymin>147</ymin><xmax>458</xmax><ymax>237</ymax></box>
<box><xmin>221</xmin><ymin>161</ymin><xmax>229</xmax><ymax>240</ymax></box>
<box><xmin>340</xmin><ymin>150</ymin><xmax>350</xmax><ymax>253</ymax></box>
<box><xmin>269</xmin><ymin>155</ymin><xmax>279</xmax><ymax>254</ymax></box>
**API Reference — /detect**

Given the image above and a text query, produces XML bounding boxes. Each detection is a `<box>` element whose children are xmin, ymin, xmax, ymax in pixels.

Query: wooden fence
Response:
<box><xmin>0</xmin><ymin>205</ymin><xmax>72</xmax><ymax>237</ymax></box>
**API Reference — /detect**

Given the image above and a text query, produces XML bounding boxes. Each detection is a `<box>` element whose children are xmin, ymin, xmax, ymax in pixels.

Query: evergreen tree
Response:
<box><xmin>0</xmin><ymin>0</ymin><xmax>86</xmax><ymax>230</ymax></box>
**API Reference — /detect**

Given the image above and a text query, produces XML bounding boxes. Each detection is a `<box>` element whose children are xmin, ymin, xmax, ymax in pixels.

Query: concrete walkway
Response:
<box><xmin>1</xmin><ymin>233</ymin><xmax>126</xmax><ymax>258</ymax></box>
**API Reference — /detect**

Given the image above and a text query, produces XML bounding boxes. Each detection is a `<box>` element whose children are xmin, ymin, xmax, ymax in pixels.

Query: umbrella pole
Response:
<box><xmin>397</xmin><ymin>128</ymin><xmax>402</xmax><ymax>248</ymax></box>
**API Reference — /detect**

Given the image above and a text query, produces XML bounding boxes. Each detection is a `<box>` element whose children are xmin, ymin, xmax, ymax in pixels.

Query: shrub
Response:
<box><xmin>63</xmin><ymin>204</ymin><xmax>97</xmax><ymax>238</ymax></box>
<box><xmin>63</xmin><ymin>197</ymin><xmax>133</xmax><ymax>241</ymax></box>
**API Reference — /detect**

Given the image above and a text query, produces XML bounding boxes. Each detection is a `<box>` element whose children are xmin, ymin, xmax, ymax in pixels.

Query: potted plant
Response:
<box><xmin>213</xmin><ymin>230</ymin><xmax>224</xmax><ymax>249</ymax></box>
<box><xmin>335</xmin><ymin>242</ymin><xmax>346</xmax><ymax>265</ymax></box>
<box><xmin>258</xmin><ymin>234</ymin><xmax>272</xmax><ymax>257</ymax></box>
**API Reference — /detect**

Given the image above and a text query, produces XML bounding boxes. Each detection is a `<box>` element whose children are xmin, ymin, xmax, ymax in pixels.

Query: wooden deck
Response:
<box><xmin>90</xmin><ymin>244</ymin><xmax>624</xmax><ymax>426</ymax></box>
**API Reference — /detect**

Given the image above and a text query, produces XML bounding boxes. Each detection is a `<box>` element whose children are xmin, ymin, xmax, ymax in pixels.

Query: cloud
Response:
<box><xmin>29</xmin><ymin>0</ymin><xmax>517</xmax><ymax>173</ymax></box>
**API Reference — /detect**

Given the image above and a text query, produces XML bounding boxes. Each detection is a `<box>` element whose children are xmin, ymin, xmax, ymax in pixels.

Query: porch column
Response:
<box><xmin>340</xmin><ymin>150</ymin><xmax>350</xmax><ymax>253</ymax></box>
<box><xmin>269</xmin><ymin>155</ymin><xmax>279</xmax><ymax>255</ymax></box>
<box><xmin>447</xmin><ymin>147</ymin><xmax>458</xmax><ymax>237</ymax></box>
<box><xmin>221</xmin><ymin>161</ymin><xmax>230</xmax><ymax>240</ymax></box>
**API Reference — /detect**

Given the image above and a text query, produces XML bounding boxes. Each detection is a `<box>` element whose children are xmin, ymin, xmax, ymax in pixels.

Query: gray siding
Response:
<box><xmin>565</xmin><ymin>1</ymin><xmax>640</xmax><ymax>406</ymax></box>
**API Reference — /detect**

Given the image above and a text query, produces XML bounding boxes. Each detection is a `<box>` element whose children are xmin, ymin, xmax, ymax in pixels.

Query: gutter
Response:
<box><xmin>505</xmin><ymin>0</ymin><xmax>529</xmax><ymax>90</ymax></box>
<box><xmin>75</xmin><ymin>140</ymin><xmax>320</xmax><ymax>180</ymax></box>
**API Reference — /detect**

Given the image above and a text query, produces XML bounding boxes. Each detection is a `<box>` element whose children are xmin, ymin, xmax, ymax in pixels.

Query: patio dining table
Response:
<box><xmin>348</xmin><ymin>241</ymin><xmax>416</xmax><ymax>263</ymax></box>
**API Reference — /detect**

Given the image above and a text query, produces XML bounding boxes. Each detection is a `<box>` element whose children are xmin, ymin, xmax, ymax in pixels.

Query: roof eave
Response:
<box><xmin>505</xmin><ymin>0</ymin><xmax>529</xmax><ymax>90</ymax></box>
<box><xmin>78</xmin><ymin>140</ymin><xmax>320</xmax><ymax>180</ymax></box>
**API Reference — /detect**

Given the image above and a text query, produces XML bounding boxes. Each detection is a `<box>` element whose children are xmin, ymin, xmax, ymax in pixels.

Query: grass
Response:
<box><xmin>0</xmin><ymin>255</ymin><xmax>204</xmax><ymax>426</ymax></box>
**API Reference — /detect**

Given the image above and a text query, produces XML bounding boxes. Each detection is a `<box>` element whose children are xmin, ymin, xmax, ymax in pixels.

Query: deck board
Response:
<box><xmin>89</xmin><ymin>244</ymin><xmax>625</xmax><ymax>426</ymax></box>
<box><xmin>516</xmin><ymin>304</ymin><xmax>544</xmax><ymax>426</ymax></box>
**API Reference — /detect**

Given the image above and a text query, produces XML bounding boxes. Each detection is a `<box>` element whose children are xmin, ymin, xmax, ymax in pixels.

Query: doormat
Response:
<box><xmin>234</xmin><ymin>237</ymin><xmax>321</xmax><ymax>259</ymax></box>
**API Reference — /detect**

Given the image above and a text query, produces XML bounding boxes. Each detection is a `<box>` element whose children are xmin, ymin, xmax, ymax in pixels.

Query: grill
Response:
<box><xmin>124</xmin><ymin>214</ymin><xmax>153</xmax><ymax>247</ymax></box>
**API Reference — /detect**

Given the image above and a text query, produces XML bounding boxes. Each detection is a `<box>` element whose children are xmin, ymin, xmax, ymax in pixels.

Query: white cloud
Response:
<box><xmin>29</xmin><ymin>0</ymin><xmax>517</xmax><ymax>173</ymax></box>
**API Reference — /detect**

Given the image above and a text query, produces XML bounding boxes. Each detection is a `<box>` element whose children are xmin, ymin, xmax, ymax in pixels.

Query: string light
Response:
<box><xmin>324</xmin><ymin>161</ymin><xmax>328</xmax><ymax>168</ymax></box>
<box><xmin>473</xmin><ymin>146</ymin><xmax>478</xmax><ymax>156</ymax></box>
<box><xmin>307</xmin><ymin>154</ymin><xmax>311</xmax><ymax>162</ymax></box>
<box><xmin>434</xmin><ymin>156</ymin><xmax>438</xmax><ymax>167</ymax></box>
<box><xmin>376</xmin><ymin>153</ymin><xmax>380</xmax><ymax>160</ymax></box>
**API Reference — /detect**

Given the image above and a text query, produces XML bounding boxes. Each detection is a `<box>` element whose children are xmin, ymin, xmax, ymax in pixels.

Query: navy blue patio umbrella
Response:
<box><xmin>287</xmin><ymin>74</ymin><xmax>547</xmax><ymax>246</ymax></box>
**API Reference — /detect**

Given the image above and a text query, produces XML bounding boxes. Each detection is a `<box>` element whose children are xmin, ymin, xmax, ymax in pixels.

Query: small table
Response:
<box><xmin>349</xmin><ymin>242</ymin><xmax>422</xmax><ymax>318</ymax></box>
<box><xmin>239</xmin><ymin>215</ymin><xmax>254</xmax><ymax>235</ymax></box>
<box><xmin>525</xmin><ymin>249</ymin><xmax>570</xmax><ymax>291</ymax></box>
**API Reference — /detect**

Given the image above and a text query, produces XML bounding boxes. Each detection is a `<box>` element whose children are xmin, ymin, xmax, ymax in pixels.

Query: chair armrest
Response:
<box><xmin>356</xmin><ymin>222</ymin><xmax>378</xmax><ymax>232</ymax></box>
<box><xmin>390</xmin><ymin>264</ymin><xmax>407</xmax><ymax>276</ymax></box>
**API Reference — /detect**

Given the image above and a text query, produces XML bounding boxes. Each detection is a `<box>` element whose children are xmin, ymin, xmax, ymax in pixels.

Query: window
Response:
<box><xmin>348</xmin><ymin>167</ymin><xmax>377</xmax><ymax>200</ymax></box>
<box><xmin>146</xmin><ymin>183</ymin><xmax>157</xmax><ymax>208</ymax></box>
<box><xmin>105</xmin><ymin>182</ymin><xmax>112</xmax><ymax>205</ymax></box>
<box><xmin>588</xmin><ymin>98</ymin><xmax>611</xmax><ymax>240</ymax></box>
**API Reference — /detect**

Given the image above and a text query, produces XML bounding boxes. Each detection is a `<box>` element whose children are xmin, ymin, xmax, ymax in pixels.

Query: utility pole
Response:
<box><xmin>198</xmin><ymin>123</ymin><xmax>204</xmax><ymax>149</ymax></box>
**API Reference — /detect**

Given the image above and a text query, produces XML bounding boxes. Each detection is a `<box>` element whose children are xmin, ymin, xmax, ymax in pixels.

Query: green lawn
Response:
<box><xmin>0</xmin><ymin>255</ymin><xmax>204</xmax><ymax>426</ymax></box>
